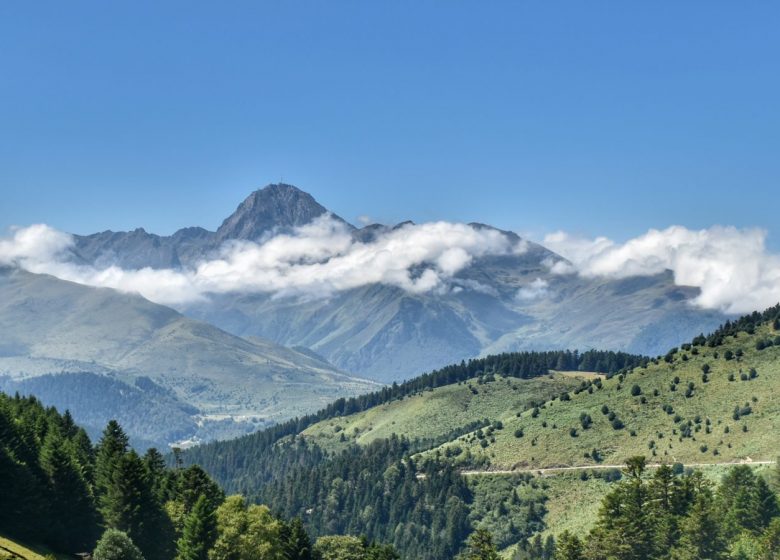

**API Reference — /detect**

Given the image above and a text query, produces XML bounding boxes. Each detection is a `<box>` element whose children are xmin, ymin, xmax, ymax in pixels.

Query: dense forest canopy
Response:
<box><xmin>0</xmin><ymin>392</ymin><xmax>398</xmax><ymax>560</ymax></box>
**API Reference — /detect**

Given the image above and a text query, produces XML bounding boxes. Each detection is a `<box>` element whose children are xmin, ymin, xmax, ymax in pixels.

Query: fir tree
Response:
<box><xmin>463</xmin><ymin>529</ymin><xmax>501</xmax><ymax>560</ymax></box>
<box><xmin>40</xmin><ymin>431</ymin><xmax>99</xmax><ymax>550</ymax></box>
<box><xmin>176</xmin><ymin>495</ymin><xmax>216</xmax><ymax>560</ymax></box>
<box><xmin>554</xmin><ymin>531</ymin><xmax>583</xmax><ymax>560</ymax></box>
<box><xmin>280</xmin><ymin>518</ymin><xmax>314</xmax><ymax>560</ymax></box>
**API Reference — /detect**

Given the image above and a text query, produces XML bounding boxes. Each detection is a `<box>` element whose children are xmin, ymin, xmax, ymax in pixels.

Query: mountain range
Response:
<box><xmin>1</xmin><ymin>183</ymin><xmax>729</xmax><ymax>446</ymax></box>
<box><xmin>72</xmin><ymin>183</ymin><xmax>726</xmax><ymax>382</ymax></box>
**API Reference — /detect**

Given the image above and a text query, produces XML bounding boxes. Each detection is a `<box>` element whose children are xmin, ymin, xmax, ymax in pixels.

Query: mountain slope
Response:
<box><xmin>180</xmin><ymin>307</ymin><xmax>780</xmax><ymax>558</ymax></box>
<box><xmin>429</xmin><ymin>309</ymin><xmax>780</xmax><ymax>470</ymax></box>
<box><xmin>0</xmin><ymin>267</ymin><xmax>377</xmax><ymax>446</ymax></box>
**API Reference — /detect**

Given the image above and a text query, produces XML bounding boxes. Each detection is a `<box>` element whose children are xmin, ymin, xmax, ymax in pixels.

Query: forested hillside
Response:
<box><xmin>180</xmin><ymin>349</ymin><xmax>646</xmax><ymax>558</ymax></box>
<box><xmin>0</xmin><ymin>393</ymin><xmax>399</xmax><ymax>560</ymax></box>
<box><xmin>180</xmin><ymin>306</ymin><xmax>780</xmax><ymax>559</ymax></box>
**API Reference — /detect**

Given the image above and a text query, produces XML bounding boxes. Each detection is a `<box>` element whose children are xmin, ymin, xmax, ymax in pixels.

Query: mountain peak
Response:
<box><xmin>215</xmin><ymin>183</ymin><xmax>351</xmax><ymax>242</ymax></box>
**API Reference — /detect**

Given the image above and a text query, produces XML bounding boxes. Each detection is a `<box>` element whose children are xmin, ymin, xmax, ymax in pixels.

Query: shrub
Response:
<box><xmin>611</xmin><ymin>418</ymin><xmax>624</xmax><ymax>430</ymax></box>
<box><xmin>569</xmin><ymin>427</ymin><xmax>578</xmax><ymax>437</ymax></box>
<box><xmin>514</xmin><ymin>428</ymin><xmax>524</xmax><ymax>438</ymax></box>
<box><xmin>630</xmin><ymin>384</ymin><xmax>641</xmax><ymax>396</ymax></box>
<box><xmin>93</xmin><ymin>530</ymin><xmax>144</xmax><ymax>560</ymax></box>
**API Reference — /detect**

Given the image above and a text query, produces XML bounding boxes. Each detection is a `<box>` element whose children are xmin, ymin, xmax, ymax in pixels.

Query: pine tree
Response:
<box><xmin>463</xmin><ymin>529</ymin><xmax>501</xmax><ymax>560</ymax></box>
<box><xmin>281</xmin><ymin>518</ymin><xmax>314</xmax><ymax>560</ymax></box>
<box><xmin>176</xmin><ymin>495</ymin><xmax>216</xmax><ymax>560</ymax></box>
<box><xmin>40</xmin><ymin>431</ymin><xmax>99</xmax><ymax>550</ymax></box>
<box><xmin>554</xmin><ymin>531</ymin><xmax>583</xmax><ymax>560</ymax></box>
<box><xmin>588</xmin><ymin>457</ymin><xmax>654</xmax><ymax>560</ymax></box>
<box><xmin>95</xmin><ymin>420</ymin><xmax>129</xmax><ymax>518</ymax></box>
<box><xmin>144</xmin><ymin>447</ymin><xmax>172</xmax><ymax>504</ymax></box>
<box><xmin>102</xmin><ymin>450</ymin><xmax>171</xmax><ymax>560</ymax></box>
<box><xmin>672</xmin><ymin>490</ymin><xmax>725</xmax><ymax>560</ymax></box>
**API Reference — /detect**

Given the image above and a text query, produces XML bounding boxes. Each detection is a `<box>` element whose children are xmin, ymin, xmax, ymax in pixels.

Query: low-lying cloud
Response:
<box><xmin>544</xmin><ymin>225</ymin><xmax>780</xmax><ymax>314</ymax></box>
<box><xmin>3</xmin><ymin>220</ymin><xmax>779</xmax><ymax>314</ymax></box>
<box><xmin>0</xmin><ymin>217</ymin><xmax>523</xmax><ymax>305</ymax></box>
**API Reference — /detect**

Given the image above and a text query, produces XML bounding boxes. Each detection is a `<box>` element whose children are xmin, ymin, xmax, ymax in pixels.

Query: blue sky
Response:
<box><xmin>1</xmin><ymin>1</ymin><xmax>778</xmax><ymax>246</ymax></box>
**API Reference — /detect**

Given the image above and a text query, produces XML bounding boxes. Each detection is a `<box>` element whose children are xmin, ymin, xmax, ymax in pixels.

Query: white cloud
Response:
<box><xmin>516</xmin><ymin>278</ymin><xmax>549</xmax><ymax>301</ymax></box>
<box><xmin>543</xmin><ymin>226</ymin><xmax>780</xmax><ymax>314</ymax></box>
<box><xmin>0</xmin><ymin>217</ymin><xmax>524</xmax><ymax>305</ymax></box>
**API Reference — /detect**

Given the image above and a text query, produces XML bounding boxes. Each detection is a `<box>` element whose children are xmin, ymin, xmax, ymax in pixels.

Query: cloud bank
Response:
<box><xmin>0</xmin><ymin>217</ymin><xmax>522</xmax><ymax>305</ymax></box>
<box><xmin>544</xmin><ymin>225</ymin><xmax>780</xmax><ymax>314</ymax></box>
<box><xmin>3</xmin><ymin>220</ymin><xmax>779</xmax><ymax>314</ymax></box>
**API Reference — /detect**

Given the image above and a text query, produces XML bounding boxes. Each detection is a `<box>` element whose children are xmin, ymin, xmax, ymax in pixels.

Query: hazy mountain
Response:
<box><xmin>68</xmin><ymin>183</ymin><xmax>728</xmax><ymax>382</ymax></box>
<box><xmin>0</xmin><ymin>267</ymin><xmax>377</xmax><ymax>446</ymax></box>
<box><xmin>71</xmin><ymin>183</ymin><xmax>348</xmax><ymax>268</ymax></box>
<box><xmin>214</xmin><ymin>182</ymin><xmax>351</xmax><ymax>242</ymax></box>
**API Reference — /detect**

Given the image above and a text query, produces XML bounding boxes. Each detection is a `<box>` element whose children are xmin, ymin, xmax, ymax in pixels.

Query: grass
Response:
<box><xmin>302</xmin><ymin>374</ymin><xmax>584</xmax><ymax>453</ymax></box>
<box><xmin>427</xmin><ymin>324</ymin><xmax>780</xmax><ymax>470</ymax></box>
<box><xmin>0</xmin><ymin>535</ymin><xmax>69</xmax><ymax>560</ymax></box>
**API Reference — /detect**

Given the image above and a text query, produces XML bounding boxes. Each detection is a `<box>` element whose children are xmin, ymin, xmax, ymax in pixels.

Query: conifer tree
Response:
<box><xmin>95</xmin><ymin>420</ymin><xmax>130</xmax><ymax>516</ymax></box>
<box><xmin>463</xmin><ymin>529</ymin><xmax>501</xmax><ymax>560</ymax></box>
<box><xmin>554</xmin><ymin>531</ymin><xmax>583</xmax><ymax>560</ymax></box>
<box><xmin>280</xmin><ymin>518</ymin><xmax>314</xmax><ymax>560</ymax></box>
<box><xmin>175</xmin><ymin>495</ymin><xmax>216</xmax><ymax>560</ymax></box>
<box><xmin>40</xmin><ymin>431</ymin><xmax>99</xmax><ymax>550</ymax></box>
<box><xmin>672</xmin><ymin>489</ymin><xmax>725</xmax><ymax>560</ymax></box>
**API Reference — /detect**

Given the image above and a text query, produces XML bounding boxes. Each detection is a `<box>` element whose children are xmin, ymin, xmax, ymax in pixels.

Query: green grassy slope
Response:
<box><xmin>302</xmin><ymin>373</ymin><xmax>587</xmax><ymax>453</ymax></box>
<box><xmin>428</xmin><ymin>323</ymin><xmax>780</xmax><ymax>470</ymax></box>
<box><xmin>0</xmin><ymin>534</ymin><xmax>70</xmax><ymax>560</ymax></box>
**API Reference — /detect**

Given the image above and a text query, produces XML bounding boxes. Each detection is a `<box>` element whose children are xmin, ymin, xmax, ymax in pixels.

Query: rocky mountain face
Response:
<box><xmin>215</xmin><ymin>183</ymin><xmax>350</xmax><ymax>242</ymax></box>
<box><xmin>67</xmin><ymin>183</ymin><xmax>728</xmax><ymax>383</ymax></box>
<box><xmin>71</xmin><ymin>183</ymin><xmax>348</xmax><ymax>268</ymax></box>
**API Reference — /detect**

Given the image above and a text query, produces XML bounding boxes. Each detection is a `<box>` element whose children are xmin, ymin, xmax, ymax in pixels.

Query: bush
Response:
<box><xmin>630</xmin><ymin>384</ymin><xmax>641</xmax><ymax>396</ymax></box>
<box><xmin>611</xmin><ymin>418</ymin><xmax>624</xmax><ymax>430</ymax></box>
<box><xmin>569</xmin><ymin>427</ymin><xmax>578</xmax><ymax>437</ymax></box>
<box><xmin>514</xmin><ymin>428</ymin><xmax>524</xmax><ymax>438</ymax></box>
<box><xmin>93</xmin><ymin>530</ymin><xmax>145</xmax><ymax>560</ymax></box>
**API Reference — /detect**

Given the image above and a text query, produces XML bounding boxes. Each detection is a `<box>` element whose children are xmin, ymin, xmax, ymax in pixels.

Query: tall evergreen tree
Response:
<box><xmin>280</xmin><ymin>518</ymin><xmax>314</xmax><ymax>560</ymax></box>
<box><xmin>175</xmin><ymin>495</ymin><xmax>216</xmax><ymax>560</ymax></box>
<box><xmin>95</xmin><ymin>420</ymin><xmax>130</xmax><ymax>518</ymax></box>
<box><xmin>554</xmin><ymin>531</ymin><xmax>583</xmax><ymax>560</ymax></box>
<box><xmin>40</xmin><ymin>431</ymin><xmax>99</xmax><ymax>550</ymax></box>
<box><xmin>462</xmin><ymin>529</ymin><xmax>501</xmax><ymax>560</ymax></box>
<box><xmin>672</xmin><ymin>488</ymin><xmax>725</xmax><ymax>560</ymax></box>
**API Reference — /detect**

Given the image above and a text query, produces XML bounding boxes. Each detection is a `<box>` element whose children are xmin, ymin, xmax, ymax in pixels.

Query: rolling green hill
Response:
<box><xmin>181</xmin><ymin>304</ymin><xmax>780</xmax><ymax>560</ymax></box>
<box><xmin>301</xmin><ymin>373</ymin><xmax>586</xmax><ymax>453</ymax></box>
<box><xmin>427</xmin><ymin>320</ymin><xmax>780</xmax><ymax>471</ymax></box>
